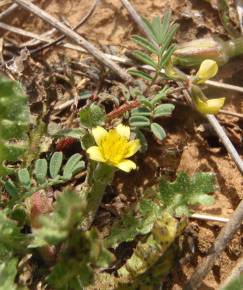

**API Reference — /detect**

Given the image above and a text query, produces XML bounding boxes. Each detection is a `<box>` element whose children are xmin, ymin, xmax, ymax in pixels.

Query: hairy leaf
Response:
<box><xmin>31</xmin><ymin>191</ymin><xmax>86</xmax><ymax>247</ymax></box>
<box><xmin>150</xmin><ymin>123</ymin><xmax>166</xmax><ymax>140</ymax></box>
<box><xmin>80</xmin><ymin>104</ymin><xmax>105</xmax><ymax>129</ymax></box>
<box><xmin>49</xmin><ymin>152</ymin><xmax>63</xmax><ymax>179</ymax></box>
<box><xmin>106</xmin><ymin>199</ymin><xmax>162</xmax><ymax>248</ymax></box>
<box><xmin>159</xmin><ymin>172</ymin><xmax>215</xmax><ymax>216</ymax></box>
<box><xmin>0</xmin><ymin>77</ymin><xmax>29</xmax><ymax>175</ymax></box>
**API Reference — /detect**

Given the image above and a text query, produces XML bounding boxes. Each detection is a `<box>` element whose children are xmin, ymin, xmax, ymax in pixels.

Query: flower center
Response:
<box><xmin>99</xmin><ymin>130</ymin><xmax>129</xmax><ymax>165</ymax></box>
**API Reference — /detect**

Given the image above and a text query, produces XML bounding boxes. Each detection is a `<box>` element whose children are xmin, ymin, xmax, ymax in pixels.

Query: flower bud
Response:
<box><xmin>196</xmin><ymin>59</ymin><xmax>218</xmax><ymax>83</ymax></box>
<box><xmin>173</xmin><ymin>38</ymin><xmax>230</xmax><ymax>67</ymax></box>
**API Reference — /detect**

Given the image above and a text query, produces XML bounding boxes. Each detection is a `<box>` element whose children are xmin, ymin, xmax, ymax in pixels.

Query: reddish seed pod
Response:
<box><xmin>55</xmin><ymin>137</ymin><xmax>78</xmax><ymax>152</ymax></box>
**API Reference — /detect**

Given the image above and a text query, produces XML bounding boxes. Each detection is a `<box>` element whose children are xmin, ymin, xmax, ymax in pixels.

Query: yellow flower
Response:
<box><xmin>196</xmin><ymin>59</ymin><xmax>218</xmax><ymax>83</ymax></box>
<box><xmin>87</xmin><ymin>124</ymin><xmax>141</xmax><ymax>172</ymax></box>
<box><xmin>194</xmin><ymin>96</ymin><xmax>225</xmax><ymax>114</ymax></box>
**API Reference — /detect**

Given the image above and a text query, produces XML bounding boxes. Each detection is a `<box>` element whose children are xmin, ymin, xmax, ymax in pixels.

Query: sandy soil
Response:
<box><xmin>1</xmin><ymin>0</ymin><xmax>242</xmax><ymax>289</ymax></box>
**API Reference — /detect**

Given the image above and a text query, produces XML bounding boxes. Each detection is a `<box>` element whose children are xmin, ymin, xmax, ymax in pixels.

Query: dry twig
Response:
<box><xmin>185</xmin><ymin>200</ymin><xmax>243</xmax><ymax>290</ymax></box>
<box><xmin>13</xmin><ymin>0</ymin><xmax>132</xmax><ymax>82</ymax></box>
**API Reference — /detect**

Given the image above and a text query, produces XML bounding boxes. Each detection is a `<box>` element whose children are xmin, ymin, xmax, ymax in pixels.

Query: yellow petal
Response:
<box><xmin>92</xmin><ymin>126</ymin><xmax>108</xmax><ymax>145</ymax></box>
<box><xmin>115</xmin><ymin>124</ymin><xmax>130</xmax><ymax>139</ymax></box>
<box><xmin>87</xmin><ymin>146</ymin><xmax>105</xmax><ymax>162</ymax></box>
<box><xmin>196</xmin><ymin>59</ymin><xmax>218</xmax><ymax>83</ymax></box>
<box><xmin>116</xmin><ymin>159</ymin><xmax>136</xmax><ymax>172</ymax></box>
<box><xmin>195</xmin><ymin>97</ymin><xmax>225</xmax><ymax>114</ymax></box>
<box><xmin>125</xmin><ymin>139</ymin><xmax>141</xmax><ymax>158</ymax></box>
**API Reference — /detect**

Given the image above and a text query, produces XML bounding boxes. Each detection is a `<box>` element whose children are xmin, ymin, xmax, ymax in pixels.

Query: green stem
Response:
<box><xmin>82</xmin><ymin>163</ymin><xmax>115</xmax><ymax>229</ymax></box>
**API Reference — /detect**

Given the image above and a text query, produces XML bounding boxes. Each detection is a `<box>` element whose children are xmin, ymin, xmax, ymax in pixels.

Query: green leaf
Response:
<box><xmin>106</xmin><ymin>199</ymin><xmax>161</xmax><ymax>248</ymax></box>
<box><xmin>31</xmin><ymin>191</ymin><xmax>86</xmax><ymax>247</ymax></box>
<box><xmin>49</xmin><ymin>152</ymin><xmax>63</xmax><ymax>179</ymax></box>
<box><xmin>135</xmin><ymin>129</ymin><xmax>148</xmax><ymax>152</ymax></box>
<box><xmin>34</xmin><ymin>159</ymin><xmax>48</xmax><ymax>184</ymax></box>
<box><xmin>128</xmin><ymin>69</ymin><xmax>153</xmax><ymax>81</ymax></box>
<box><xmin>0</xmin><ymin>209</ymin><xmax>28</xmax><ymax>254</ymax></box>
<box><xmin>160</xmin><ymin>10</ymin><xmax>172</xmax><ymax>43</ymax></box>
<box><xmin>150</xmin><ymin>86</ymin><xmax>171</xmax><ymax>106</ymax></box>
<box><xmin>132</xmin><ymin>51</ymin><xmax>156</xmax><ymax>68</ymax></box>
<box><xmin>0</xmin><ymin>258</ymin><xmax>18</xmax><ymax>290</ymax></box>
<box><xmin>153</xmin><ymin>103</ymin><xmax>175</xmax><ymax>117</ymax></box>
<box><xmin>4</xmin><ymin>180</ymin><xmax>18</xmax><ymax>197</ymax></box>
<box><xmin>131</xmin><ymin>107</ymin><xmax>151</xmax><ymax>117</ymax></box>
<box><xmin>18</xmin><ymin>168</ymin><xmax>30</xmax><ymax>187</ymax></box>
<box><xmin>80</xmin><ymin>103</ymin><xmax>105</xmax><ymax>129</ymax></box>
<box><xmin>152</xmin><ymin>16</ymin><xmax>162</xmax><ymax>44</ymax></box>
<box><xmin>159</xmin><ymin>172</ymin><xmax>216</xmax><ymax>216</ymax></box>
<box><xmin>129</xmin><ymin>115</ymin><xmax>151</xmax><ymax>127</ymax></box>
<box><xmin>63</xmin><ymin>153</ymin><xmax>84</xmax><ymax>179</ymax></box>
<box><xmin>150</xmin><ymin>123</ymin><xmax>166</xmax><ymax>140</ymax></box>
<box><xmin>159</xmin><ymin>44</ymin><xmax>177</xmax><ymax>68</ymax></box>
<box><xmin>221</xmin><ymin>275</ymin><xmax>243</xmax><ymax>290</ymax></box>
<box><xmin>131</xmin><ymin>35</ymin><xmax>159</xmax><ymax>55</ymax></box>
<box><xmin>142</xmin><ymin>16</ymin><xmax>159</xmax><ymax>43</ymax></box>
<box><xmin>47</xmin><ymin>228</ymin><xmax>113</xmax><ymax>289</ymax></box>
<box><xmin>0</xmin><ymin>77</ymin><xmax>29</xmax><ymax>175</ymax></box>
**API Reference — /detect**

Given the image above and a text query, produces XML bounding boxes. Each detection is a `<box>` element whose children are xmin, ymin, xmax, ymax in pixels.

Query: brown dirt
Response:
<box><xmin>1</xmin><ymin>0</ymin><xmax>242</xmax><ymax>289</ymax></box>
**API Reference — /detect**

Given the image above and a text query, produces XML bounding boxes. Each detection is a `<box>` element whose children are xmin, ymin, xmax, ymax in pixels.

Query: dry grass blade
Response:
<box><xmin>31</xmin><ymin>0</ymin><xmax>100</xmax><ymax>54</ymax></box>
<box><xmin>13</xmin><ymin>0</ymin><xmax>132</xmax><ymax>82</ymax></box>
<box><xmin>0</xmin><ymin>22</ymin><xmax>53</xmax><ymax>42</ymax></box>
<box><xmin>0</xmin><ymin>3</ymin><xmax>18</xmax><ymax>20</ymax></box>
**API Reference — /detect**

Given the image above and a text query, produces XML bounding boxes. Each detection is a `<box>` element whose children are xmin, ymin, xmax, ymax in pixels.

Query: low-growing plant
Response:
<box><xmin>0</xmin><ymin>10</ymin><xmax>223</xmax><ymax>290</ymax></box>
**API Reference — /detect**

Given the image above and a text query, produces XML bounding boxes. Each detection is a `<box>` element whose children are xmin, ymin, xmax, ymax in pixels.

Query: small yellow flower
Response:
<box><xmin>194</xmin><ymin>96</ymin><xmax>225</xmax><ymax>114</ymax></box>
<box><xmin>87</xmin><ymin>124</ymin><xmax>141</xmax><ymax>172</ymax></box>
<box><xmin>196</xmin><ymin>59</ymin><xmax>218</xmax><ymax>83</ymax></box>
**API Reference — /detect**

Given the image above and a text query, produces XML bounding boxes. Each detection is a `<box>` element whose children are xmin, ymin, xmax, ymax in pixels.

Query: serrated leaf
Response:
<box><xmin>34</xmin><ymin>159</ymin><xmax>48</xmax><ymax>184</ymax></box>
<box><xmin>159</xmin><ymin>172</ymin><xmax>216</xmax><ymax>216</ymax></box>
<box><xmin>31</xmin><ymin>191</ymin><xmax>86</xmax><ymax>247</ymax></box>
<box><xmin>128</xmin><ymin>69</ymin><xmax>153</xmax><ymax>81</ymax></box>
<box><xmin>49</xmin><ymin>152</ymin><xmax>63</xmax><ymax>179</ymax></box>
<box><xmin>131</xmin><ymin>35</ymin><xmax>159</xmax><ymax>55</ymax></box>
<box><xmin>18</xmin><ymin>168</ymin><xmax>30</xmax><ymax>187</ymax></box>
<box><xmin>153</xmin><ymin>103</ymin><xmax>175</xmax><ymax>117</ymax></box>
<box><xmin>106</xmin><ymin>199</ymin><xmax>161</xmax><ymax>248</ymax></box>
<box><xmin>80</xmin><ymin>103</ymin><xmax>105</xmax><ymax>129</ymax></box>
<box><xmin>132</xmin><ymin>51</ymin><xmax>156</xmax><ymax>68</ymax></box>
<box><xmin>0</xmin><ymin>77</ymin><xmax>29</xmax><ymax>176</ymax></box>
<box><xmin>150</xmin><ymin>123</ymin><xmax>166</xmax><ymax>140</ymax></box>
<box><xmin>63</xmin><ymin>153</ymin><xmax>83</xmax><ymax>179</ymax></box>
<box><xmin>129</xmin><ymin>115</ymin><xmax>151</xmax><ymax>127</ymax></box>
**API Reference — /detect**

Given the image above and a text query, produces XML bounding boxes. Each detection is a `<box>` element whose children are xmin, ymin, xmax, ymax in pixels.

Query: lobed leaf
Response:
<box><xmin>80</xmin><ymin>104</ymin><xmax>105</xmax><ymax>129</ymax></box>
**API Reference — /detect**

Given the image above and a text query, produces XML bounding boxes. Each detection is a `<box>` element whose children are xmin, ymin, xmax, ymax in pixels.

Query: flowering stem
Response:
<box><xmin>82</xmin><ymin>163</ymin><xmax>115</xmax><ymax>229</ymax></box>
